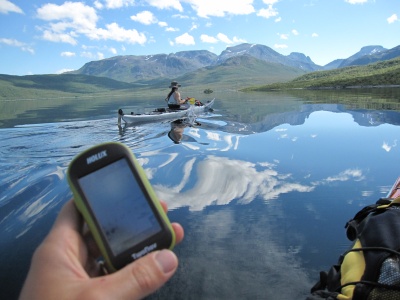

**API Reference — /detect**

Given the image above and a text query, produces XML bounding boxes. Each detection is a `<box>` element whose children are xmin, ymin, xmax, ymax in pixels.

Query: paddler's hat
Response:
<box><xmin>169</xmin><ymin>81</ymin><xmax>181</xmax><ymax>88</ymax></box>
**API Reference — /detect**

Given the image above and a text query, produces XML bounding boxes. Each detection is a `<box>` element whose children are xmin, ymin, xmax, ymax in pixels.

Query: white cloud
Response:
<box><xmin>131</xmin><ymin>11</ymin><xmax>158</xmax><ymax>25</ymax></box>
<box><xmin>153</xmin><ymin>155</ymin><xmax>314</xmax><ymax>211</ymax></box>
<box><xmin>0</xmin><ymin>0</ymin><xmax>23</xmax><ymax>14</ymax></box>
<box><xmin>81</xmin><ymin>51</ymin><xmax>104</xmax><ymax>60</ymax></box>
<box><xmin>279</xmin><ymin>33</ymin><xmax>288</xmax><ymax>40</ymax></box>
<box><xmin>94</xmin><ymin>23</ymin><xmax>147</xmax><ymax>44</ymax></box>
<box><xmin>0</xmin><ymin>38</ymin><xmax>22</xmax><ymax>46</ymax></box>
<box><xmin>344</xmin><ymin>0</ymin><xmax>368</xmax><ymax>4</ymax></box>
<box><xmin>60</xmin><ymin>51</ymin><xmax>75</xmax><ymax>57</ymax></box>
<box><xmin>37</xmin><ymin>2</ymin><xmax>98</xmax><ymax>29</ymax></box>
<box><xmin>0</xmin><ymin>38</ymin><xmax>34</xmax><ymax>54</ymax></box>
<box><xmin>101</xmin><ymin>0</ymin><xmax>135</xmax><ymax>9</ymax></box>
<box><xmin>42</xmin><ymin>30</ymin><xmax>79</xmax><ymax>45</ymax></box>
<box><xmin>382</xmin><ymin>142</ymin><xmax>391</xmax><ymax>152</ymax></box>
<box><xmin>387</xmin><ymin>14</ymin><xmax>398</xmax><ymax>24</ymax></box>
<box><xmin>158</xmin><ymin>21</ymin><xmax>168</xmax><ymax>27</ymax></box>
<box><xmin>382</xmin><ymin>140</ymin><xmax>397</xmax><ymax>152</ymax></box>
<box><xmin>201</xmin><ymin>34</ymin><xmax>218</xmax><ymax>43</ymax></box>
<box><xmin>146</xmin><ymin>0</ymin><xmax>183</xmax><ymax>12</ymax></box>
<box><xmin>217</xmin><ymin>33</ymin><xmax>232</xmax><ymax>44</ymax></box>
<box><xmin>174</xmin><ymin>33</ymin><xmax>195</xmax><ymax>45</ymax></box>
<box><xmin>94</xmin><ymin>0</ymin><xmax>103</xmax><ymax>9</ymax></box>
<box><xmin>109</xmin><ymin>47</ymin><xmax>117</xmax><ymax>54</ymax></box>
<box><xmin>274</xmin><ymin>44</ymin><xmax>288</xmax><ymax>49</ymax></box>
<box><xmin>292</xmin><ymin>29</ymin><xmax>299</xmax><ymax>36</ymax></box>
<box><xmin>263</xmin><ymin>0</ymin><xmax>279</xmax><ymax>4</ymax></box>
<box><xmin>324</xmin><ymin>169</ymin><xmax>364</xmax><ymax>182</ymax></box>
<box><xmin>190</xmin><ymin>23</ymin><xmax>198</xmax><ymax>31</ymax></box>
<box><xmin>36</xmin><ymin>2</ymin><xmax>147</xmax><ymax>45</ymax></box>
<box><xmin>312</xmin><ymin>32</ymin><xmax>319</xmax><ymax>37</ymax></box>
<box><xmin>172</xmin><ymin>13</ymin><xmax>189</xmax><ymax>19</ymax></box>
<box><xmin>257</xmin><ymin>5</ymin><xmax>279</xmax><ymax>19</ymax></box>
<box><xmin>201</xmin><ymin>33</ymin><xmax>246</xmax><ymax>45</ymax></box>
<box><xmin>166</xmin><ymin>27</ymin><xmax>179</xmax><ymax>32</ymax></box>
<box><xmin>275</xmin><ymin>17</ymin><xmax>281</xmax><ymax>22</ymax></box>
<box><xmin>36</xmin><ymin>2</ymin><xmax>97</xmax><ymax>44</ymax></box>
<box><xmin>186</xmin><ymin>0</ymin><xmax>255</xmax><ymax>18</ymax></box>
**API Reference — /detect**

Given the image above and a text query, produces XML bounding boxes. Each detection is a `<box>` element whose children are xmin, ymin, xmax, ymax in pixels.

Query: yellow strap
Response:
<box><xmin>392</xmin><ymin>196</ymin><xmax>400</xmax><ymax>204</ymax></box>
<box><xmin>340</xmin><ymin>240</ymin><xmax>366</xmax><ymax>299</ymax></box>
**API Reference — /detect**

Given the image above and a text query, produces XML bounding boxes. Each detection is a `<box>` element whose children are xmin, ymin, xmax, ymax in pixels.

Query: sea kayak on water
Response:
<box><xmin>118</xmin><ymin>98</ymin><xmax>215</xmax><ymax>125</ymax></box>
<box><xmin>387</xmin><ymin>176</ymin><xmax>400</xmax><ymax>199</ymax></box>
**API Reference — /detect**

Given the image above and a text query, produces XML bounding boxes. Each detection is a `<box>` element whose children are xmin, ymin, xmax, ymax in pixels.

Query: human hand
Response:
<box><xmin>19</xmin><ymin>200</ymin><xmax>184</xmax><ymax>300</ymax></box>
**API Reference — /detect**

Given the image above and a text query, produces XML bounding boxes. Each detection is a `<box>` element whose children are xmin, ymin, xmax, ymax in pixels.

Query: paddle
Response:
<box><xmin>187</xmin><ymin>97</ymin><xmax>196</xmax><ymax>105</ymax></box>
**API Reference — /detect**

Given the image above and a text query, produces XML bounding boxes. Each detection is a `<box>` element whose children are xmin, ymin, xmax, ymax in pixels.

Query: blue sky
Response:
<box><xmin>0</xmin><ymin>0</ymin><xmax>399</xmax><ymax>75</ymax></box>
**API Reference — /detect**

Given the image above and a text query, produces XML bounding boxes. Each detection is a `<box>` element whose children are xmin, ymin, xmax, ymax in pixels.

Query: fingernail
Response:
<box><xmin>155</xmin><ymin>250</ymin><xmax>177</xmax><ymax>274</ymax></box>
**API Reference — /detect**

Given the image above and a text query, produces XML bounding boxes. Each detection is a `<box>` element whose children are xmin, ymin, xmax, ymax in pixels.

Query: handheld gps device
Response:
<box><xmin>67</xmin><ymin>142</ymin><xmax>176</xmax><ymax>272</ymax></box>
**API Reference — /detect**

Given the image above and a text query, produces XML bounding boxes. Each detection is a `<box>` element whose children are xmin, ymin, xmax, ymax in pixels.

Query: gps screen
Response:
<box><xmin>78</xmin><ymin>158</ymin><xmax>162</xmax><ymax>256</ymax></box>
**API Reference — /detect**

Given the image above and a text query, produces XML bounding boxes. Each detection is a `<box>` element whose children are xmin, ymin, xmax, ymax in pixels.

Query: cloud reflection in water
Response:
<box><xmin>153</xmin><ymin>155</ymin><xmax>315</xmax><ymax>211</ymax></box>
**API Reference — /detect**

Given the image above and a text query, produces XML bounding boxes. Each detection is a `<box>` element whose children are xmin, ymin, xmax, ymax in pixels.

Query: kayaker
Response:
<box><xmin>166</xmin><ymin>81</ymin><xmax>189</xmax><ymax>109</ymax></box>
<box><xmin>168</xmin><ymin>120</ymin><xmax>185</xmax><ymax>144</ymax></box>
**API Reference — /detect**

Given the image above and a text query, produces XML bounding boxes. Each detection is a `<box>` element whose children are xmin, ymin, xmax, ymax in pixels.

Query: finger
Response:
<box><xmin>31</xmin><ymin>200</ymin><xmax>92</xmax><ymax>279</ymax></box>
<box><xmin>172</xmin><ymin>223</ymin><xmax>184</xmax><ymax>245</ymax></box>
<box><xmin>159</xmin><ymin>201</ymin><xmax>184</xmax><ymax>244</ymax></box>
<box><xmin>159</xmin><ymin>200</ymin><xmax>168</xmax><ymax>213</ymax></box>
<box><xmin>96</xmin><ymin>250</ymin><xmax>178</xmax><ymax>299</ymax></box>
<box><xmin>52</xmin><ymin>199</ymin><xmax>82</xmax><ymax>233</ymax></box>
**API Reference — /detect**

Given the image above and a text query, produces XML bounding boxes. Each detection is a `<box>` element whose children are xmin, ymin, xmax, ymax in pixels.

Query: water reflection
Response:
<box><xmin>167</xmin><ymin>120</ymin><xmax>206</xmax><ymax>145</ymax></box>
<box><xmin>153</xmin><ymin>155</ymin><xmax>314</xmax><ymax>211</ymax></box>
<box><xmin>1</xmin><ymin>89</ymin><xmax>400</xmax><ymax>299</ymax></box>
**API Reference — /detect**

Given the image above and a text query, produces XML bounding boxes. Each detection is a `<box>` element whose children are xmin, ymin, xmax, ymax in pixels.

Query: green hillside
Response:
<box><xmin>243</xmin><ymin>57</ymin><xmax>400</xmax><ymax>91</ymax></box>
<box><xmin>3</xmin><ymin>55</ymin><xmax>398</xmax><ymax>100</ymax></box>
<box><xmin>174</xmin><ymin>55</ymin><xmax>306</xmax><ymax>90</ymax></box>
<box><xmin>0</xmin><ymin>56</ymin><xmax>305</xmax><ymax>99</ymax></box>
<box><xmin>0</xmin><ymin>73</ymin><xmax>136</xmax><ymax>99</ymax></box>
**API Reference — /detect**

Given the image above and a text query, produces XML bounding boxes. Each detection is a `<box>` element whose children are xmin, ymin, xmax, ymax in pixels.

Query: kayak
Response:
<box><xmin>118</xmin><ymin>98</ymin><xmax>215</xmax><ymax>125</ymax></box>
<box><xmin>387</xmin><ymin>176</ymin><xmax>400</xmax><ymax>199</ymax></box>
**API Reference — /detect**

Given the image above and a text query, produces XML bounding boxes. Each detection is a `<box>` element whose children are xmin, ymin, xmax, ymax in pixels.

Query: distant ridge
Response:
<box><xmin>69</xmin><ymin>50</ymin><xmax>218</xmax><ymax>83</ymax></box>
<box><xmin>338</xmin><ymin>45</ymin><xmax>387</xmax><ymax>68</ymax></box>
<box><xmin>243</xmin><ymin>57</ymin><xmax>400</xmax><ymax>91</ymax></box>
<box><xmin>69</xmin><ymin>43</ymin><xmax>400</xmax><ymax>83</ymax></box>
<box><xmin>2</xmin><ymin>43</ymin><xmax>400</xmax><ymax>99</ymax></box>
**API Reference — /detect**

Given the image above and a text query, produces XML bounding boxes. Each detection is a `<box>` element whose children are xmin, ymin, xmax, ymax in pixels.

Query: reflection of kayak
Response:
<box><xmin>118</xmin><ymin>98</ymin><xmax>215</xmax><ymax>125</ymax></box>
<box><xmin>387</xmin><ymin>176</ymin><xmax>400</xmax><ymax>199</ymax></box>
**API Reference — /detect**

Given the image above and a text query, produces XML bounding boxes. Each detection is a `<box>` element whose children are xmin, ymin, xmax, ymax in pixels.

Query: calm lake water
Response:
<box><xmin>1</xmin><ymin>89</ymin><xmax>400</xmax><ymax>299</ymax></box>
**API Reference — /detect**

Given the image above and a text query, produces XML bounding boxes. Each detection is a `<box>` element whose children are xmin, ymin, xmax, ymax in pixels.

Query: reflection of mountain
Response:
<box><xmin>250</xmin><ymin>104</ymin><xmax>400</xmax><ymax>133</ymax></box>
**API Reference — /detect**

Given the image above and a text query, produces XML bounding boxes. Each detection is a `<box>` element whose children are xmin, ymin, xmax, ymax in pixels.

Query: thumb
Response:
<box><xmin>99</xmin><ymin>250</ymin><xmax>178</xmax><ymax>300</ymax></box>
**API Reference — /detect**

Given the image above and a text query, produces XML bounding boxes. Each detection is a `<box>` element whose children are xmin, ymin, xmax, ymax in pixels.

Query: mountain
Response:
<box><xmin>338</xmin><ymin>45</ymin><xmax>387</xmax><ymax>68</ymax></box>
<box><xmin>71</xmin><ymin>50</ymin><xmax>218</xmax><ymax>83</ymax></box>
<box><xmin>323</xmin><ymin>59</ymin><xmax>345</xmax><ymax>70</ymax></box>
<box><xmin>244</xmin><ymin>57</ymin><xmax>400</xmax><ymax>91</ymax></box>
<box><xmin>172</xmin><ymin>54</ymin><xmax>307</xmax><ymax>90</ymax></box>
<box><xmin>68</xmin><ymin>43</ymin><xmax>400</xmax><ymax>85</ymax></box>
<box><xmin>0</xmin><ymin>55</ymin><xmax>306</xmax><ymax>99</ymax></box>
<box><xmin>71</xmin><ymin>43</ymin><xmax>321</xmax><ymax>83</ymax></box>
<box><xmin>346</xmin><ymin>45</ymin><xmax>400</xmax><ymax>67</ymax></box>
<box><xmin>217</xmin><ymin>43</ymin><xmax>321</xmax><ymax>71</ymax></box>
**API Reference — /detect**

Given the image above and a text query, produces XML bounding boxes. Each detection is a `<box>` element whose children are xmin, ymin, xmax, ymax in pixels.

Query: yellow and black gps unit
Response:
<box><xmin>67</xmin><ymin>142</ymin><xmax>175</xmax><ymax>272</ymax></box>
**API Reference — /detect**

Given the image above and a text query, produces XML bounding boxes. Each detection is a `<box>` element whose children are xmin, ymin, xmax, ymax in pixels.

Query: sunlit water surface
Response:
<box><xmin>1</xmin><ymin>90</ymin><xmax>400</xmax><ymax>299</ymax></box>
